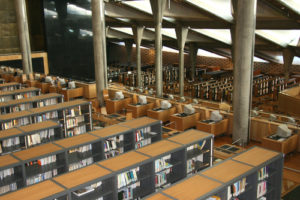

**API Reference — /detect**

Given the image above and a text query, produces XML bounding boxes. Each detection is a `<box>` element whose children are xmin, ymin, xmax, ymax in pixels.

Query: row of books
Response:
<box><xmin>257</xmin><ymin>181</ymin><xmax>267</xmax><ymax>198</ymax></box>
<box><xmin>0</xmin><ymin>182</ymin><xmax>17</xmax><ymax>195</ymax></box>
<box><xmin>104</xmin><ymin>148</ymin><xmax>123</xmax><ymax>159</ymax></box>
<box><xmin>35</xmin><ymin>111</ymin><xmax>58</xmax><ymax>123</ymax></box>
<box><xmin>117</xmin><ymin>167</ymin><xmax>139</xmax><ymax>189</ymax></box>
<box><xmin>155</xmin><ymin>155</ymin><xmax>172</xmax><ymax>173</ymax></box>
<box><xmin>26</xmin><ymin>169</ymin><xmax>58</xmax><ymax>186</ymax></box>
<box><xmin>258</xmin><ymin>166</ymin><xmax>268</xmax><ymax>181</ymax></box>
<box><xmin>0</xmin><ymin>96</ymin><xmax>13</xmax><ymax>102</ymax></box>
<box><xmin>155</xmin><ymin>170</ymin><xmax>171</xmax><ymax>188</ymax></box>
<box><xmin>118</xmin><ymin>181</ymin><xmax>140</xmax><ymax>200</ymax></box>
<box><xmin>206</xmin><ymin>196</ymin><xmax>221</xmax><ymax>200</ymax></box>
<box><xmin>104</xmin><ymin>136</ymin><xmax>123</xmax><ymax>152</ymax></box>
<box><xmin>0</xmin><ymin>168</ymin><xmax>14</xmax><ymax>180</ymax></box>
<box><xmin>2</xmin><ymin>117</ymin><xmax>31</xmax><ymax>130</ymax></box>
<box><xmin>186</xmin><ymin>140</ymin><xmax>206</xmax><ymax>153</ymax></box>
<box><xmin>27</xmin><ymin>129</ymin><xmax>55</xmax><ymax>147</ymax></box>
<box><xmin>135</xmin><ymin>126</ymin><xmax>151</xmax><ymax>142</ymax></box>
<box><xmin>135</xmin><ymin>138</ymin><xmax>151</xmax><ymax>149</ymax></box>
<box><xmin>227</xmin><ymin>178</ymin><xmax>247</xmax><ymax>199</ymax></box>
<box><xmin>66</xmin><ymin>124</ymin><xmax>86</xmax><ymax>137</ymax></box>
<box><xmin>66</xmin><ymin>106</ymin><xmax>82</xmax><ymax>117</ymax></box>
<box><xmin>68</xmin><ymin>144</ymin><xmax>92</xmax><ymax>154</ymax></box>
<box><xmin>66</xmin><ymin>115</ymin><xmax>85</xmax><ymax>129</ymax></box>
<box><xmin>0</xmin><ymin>137</ymin><xmax>20</xmax><ymax>154</ymax></box>
<box><xmin>9</xmin><ymin>103</ymin><xmax>32</xmax><ymax>113</ymax></box>
<box><xmin>15</xmin><ymin>92</ymin><xmax>36</xmax><ymax>100</ymax></box>
<box><xmin>37</xmin><ymin>155</ymin><xmax>57</xmax><ymax>166</ymax></box>
<box><xmin>39</xmin><ymin>97</ymin><xmax>58</xmax><ymax>107</ymax></box>
<box><xmin>0</xmin><ymin>86</ymin><xmax>18</xmax><ymax>92</ymax></box>
<box><xmin>68</xmin><ymin>157</ymin><xmax>93</xmax><ymax>172</ymax></box>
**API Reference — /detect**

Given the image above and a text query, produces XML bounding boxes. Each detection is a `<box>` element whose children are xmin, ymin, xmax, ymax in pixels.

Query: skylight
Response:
<box><xmin>194</xmin><ymin>29</ymin><xmax>232</xmax><ymax>44</ymax></box>
<box><xmin>254</xmin><ymin>56</ymin><xmax>268</xmax><ymax>63</ymax></box>
<box><xmin>162</xmin><ymin>46</ymin><xmax>179</xmax><ymax>53</ymax></box>
<box><xmin>185</xmin><ymin>0</ymin><xmax>233</xmax><ymax>21</ymax></box>
<box><xmin>280</xmin><ymin>0</ymin><xmax>300</xmax><ymax>14</ymax></box>
<box><xmin>197</xmin><ymin>49</ymin><xmax>226</xmax><ymax>58</ymax></box>
<box><xmin>111</xmin><ymin>27</ymin><xmax>133</xmax><ymax>36</ymax></box>
<box><xmin>122</xmin><ymin>0</ymin><xmax>152</xmax><ymax>15</ymax></box>
<box><xmin>256</xmin><ymin>30</ymin><xmax>300</xmax><ymax>47</ymax></box>
<box><xmin>146</xmin><ymin>28</ymin><xmax>177</xmax><ymax>39</ymax></box>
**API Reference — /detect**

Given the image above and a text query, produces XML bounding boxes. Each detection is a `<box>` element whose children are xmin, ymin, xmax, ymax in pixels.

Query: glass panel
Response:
<box><xmin>197</xmin><ymin>49</ymin><xmax>226</xmax><ymax>58</ymax></box>
<box><xmin>122</xmin><ymin>0</ymin><xmax>152</xmax><ymax>14</ymax></box>
<box><xmin>256</xmin><ymin>30</ymin><xmax>300</xmax><ymax>47</ymax></box>
<box><xmin>193</xmin><ymin>29</ymin><xmax>231</xmax><ymax>44</ymax></box>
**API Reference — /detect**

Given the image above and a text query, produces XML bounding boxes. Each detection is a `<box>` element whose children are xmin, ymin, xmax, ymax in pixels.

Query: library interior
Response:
<box><xmin>1</xmin><ymin>0</ymin><xmax>300</xmax><ymax>199</ymax></box>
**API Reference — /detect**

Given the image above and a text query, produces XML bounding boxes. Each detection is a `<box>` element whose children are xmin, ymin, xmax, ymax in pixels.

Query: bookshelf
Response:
<box><xmin>0</xmin><ymin>82</ymin><xmax>21</xmax><ymax>92</ymax></box>
<box><xmin>98</xmin><ymin>151</ymin><xmax>152</xmax><ymax>200</ymax></box>
<box><xmin>137</xmin><ymin>140</ymin><xmax>185</xmax><ymax>190</ymax></box>
<box><xmin>90</xmin><ymin>125</ymin><xmax>135</xmax><ymax>159</ymax></box>
<box><xmin>0</xmin><ymin>93</ymin><xmax>63</xmax><ymax>115</ymax></box>
<box><xmin>120</xmin><ymin>117</ymin><xmax>162</xmax><ymax>149</ymax></box>
<box><xmin>167</xmin><ymin>129</ymin><xmax>213</xmax><ymax>176</ymax></box>
<box><xmin>0</xmin><ymin>111</ymin><xmax>32</xmax><ymax>130</ymax></box>
<box><xmin>29</xmin><ymin>100</ymin><xmax>92</xmax><ymax>138</ymax></box>
<box><xmin>0</xmin><ymin>180</ymin><xmax>66</xmax><ymax>200</ymax></box>
<box><xmin>0</xmin><ymin>155</ymin><xmax>23</xmax><ymax>195</ymax></box>
<box><xmin>145</xmin><ymin>146</ymin><xmax>283</xmax><ymax>200</ymax></box>
<box><xmin>12</xmin><ymin>143</ymin><xmax>66</xmax><ymax>186</ymax></box>
<box><xmin>54</xmin><ymin>134</ymin><xmax>102</xmax><ymax>172</ymax></box>
<box><xmin>53</xmin><ymin>164</ymin><xmax>114</xmax><ymax>200</ymax></box>
<box><xmin>18</xmin><ymin>121</ymin><xmax>62</xmax><ymax>149</ymax></box>
<box><xmin>0</xmin><ymin>87</ymin><xmax>40</xmax><ymax>103</ymax></box>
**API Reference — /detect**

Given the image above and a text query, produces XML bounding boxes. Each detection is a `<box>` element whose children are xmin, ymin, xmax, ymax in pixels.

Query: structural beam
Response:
<box><xmin>189</xmin><ymin>43</ymin><xmax>198</xmax><ymax>81</ymax></box>
<box><xmin>92</xmin><ymin>0</ymin><xmax>107</xmax><ymax>106</ymax></box>
<box><xmin>125</xmin><ymin>40</ymin><xmax>133</xmax><ymax>69</ymax></box>
<box><xmin>175</xmin><ymin>26</ymin><xmax>189</xmax><ymax>97</ymax></box>
<box><xmin>132</xmin><ymin>25</ymin><xmax>144</xmax><ymax>88</ymax></box>
<box><xmin>232</xmin><ymin>0</ymin><xmax>257</xmax><ymax>146</ymax></box>
<box><xmin>15</xmin><ymin>0</ymin><xmax>32</xmax><ymax>74</ymax></box>
<box><xmin>283</xmin><ymin>48</ymin><xmax>295</xmax><ymax>80</ymax></box>
<box><xmin>150</xmin><ymin>0</ymin><xmax>167</xmax><ymax>97</ymax></box>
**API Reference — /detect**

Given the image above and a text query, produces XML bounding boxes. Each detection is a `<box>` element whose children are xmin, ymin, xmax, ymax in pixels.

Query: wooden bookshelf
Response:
<box><xmin>0</xmin><ymin>180</ymin><xmax>65</xmax><ymax>200</ymax></box>
<box><xmin>0</xmin><ymin>128</ymin><xmax>23</xmax><ymax>140</ymax></box>
<box><xmin>0</xmin><ymin>154</ymin><xmax>19</xmax><ymax>168</ymax></box>
<box><xmin>168</xmin><ymin>129</ymin><xmax>212</xmax><ymax>145</ymax></box>
<box><xmin>98</xmin><ymin>151</ymin><xmax>149</xmax><ymax>171</ymax></box>
<box><xmin>18</xmin><ymin>120</ymin><xmax>59</xmax><ymax>133</ymax></box>
<box><xmin>146</xmin><ymin>193</ymin><xmax>173</xmax><ymax>200</ymax></box>
<box><xmin>54</xmin><ymin>133</ymin><xmax>99</xmax><ymax>149</ymax></box>
<box><xmin>137</xmin><ymin>140</ymin><xmax>181</xmax><ymax>157</ymax></box>
<box><xmin>121</xmin><ymin>116</ymin><xmax>159</xmax><ymax>129</ymax></box>
<box><xmin>0</xmin><ymin>87</ymin><xmax>40</xmax><ymax>98</ymax></box>
<box><xmin>0</xmin><ymin>82</ymin><xmax>20</xmax><ymax>88</ymax></box>
<box><xmin>232</xmin><ymin>146</ymin><xmax>279</xmax><ymax>167</ymax></box>
<box><xmin>13</xmin><ymin>143</ymin><xmax>62</xmax><ymax>161</ymax></box>
<box><xmin>162</xmin><ymin>175</ymin><xmax>222</xmax><ymax>200</ymax></box>
<box><xmin>90</xmin><ymin>124</ymin><xmax>132</xmax><ymax>138</ymax></box>
<box><xmin>201</xmin><ymin>160</ymin><xmax>253</xmax><ymax>183</ymax></box>
<box><xmin>53</xmin><ymin>164</ymin><xmax>111</xmax><ymax>189</ymax></box>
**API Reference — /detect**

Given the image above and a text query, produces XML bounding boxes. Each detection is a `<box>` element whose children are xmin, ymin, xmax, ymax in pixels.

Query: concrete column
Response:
<box><xmin>189</xmin><ymin>43</ymin><xmax>198</xmax><ymax>81</ymax></box>
<box><xmin>232</xmin><ymin>0</ymin><xmax>257</xmax><ymax>146</ymax></box>
<box><xmin>15</xmin><ymin>0</ymin><xmax>32</xmax><ymax>74</ymax></box>
<box><xmin>150</xmin><ymin>0</ymin><xmax>167</xmax><ymax>97</ymax></box>
<box><xmin>92</xmin><ymin>0</ymin><xmax>106</xmax><ymax>106</ymax></box>
<box><xmin>132</xmin><ymin>26</ymin><xmax>144</xmax><ymax>88</ymax></box>
<box><xmin>175</xmin><ymin>26</ymin><xmax>189</xmax><ymax>97</ymax></box>
<box><xmin>230</xmin><ymin>25</ymin><xmax>236</xmax><ymax>65</ymax></box>
<box><xmin>125</xmin><ymin>40</ymin><xmax>133</xmax><ymax>70</ymax></box>
<box><xmin>283</xmin><ymin>48</ymin><xmax>295</xmax><ymax>80</ymax></box>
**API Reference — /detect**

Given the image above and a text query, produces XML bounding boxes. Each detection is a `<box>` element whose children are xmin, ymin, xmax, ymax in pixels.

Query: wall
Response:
<box><xmin>108</xmin><ymin>43</ymin><xmax>300</xmax><ymax>74</ymax></box>
<box><xmin>0</xmin><ymin>0</ymin><xmax>19</xmax><ymax>54</ymax></box>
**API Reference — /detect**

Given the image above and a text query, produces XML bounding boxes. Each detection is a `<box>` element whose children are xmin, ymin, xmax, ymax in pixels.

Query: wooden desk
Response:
<box><xmin>35</xmin><ymin>82</ymin><xmax>51</xmax><ymax>93</ymax></box>
<box><xmin>105</xmin><ymin>98</ymin><xmax>132</xmax><ymax>114</ymax></box>
<box><xmin>60</xmin><ymin>87</ymin><xmax>84</xmax><ymax>101</ymax></box>
<box><xmin>261</xmin><ymin>134</ymin><xmax>298</xmax><ymax>155</ymax></box>
<box><xmin>147</xmin><ymin>107</ymin><xmax>177</xmax><ymax>123</ymax></box>
<box><xmin>26</xmin><ymin>80</ymin><xmax>38</xmax><ymax>87</ymax></box>
<box><xmin>126</xmin><ymin>102</ymin><xmax>155</xmax><ymax>118</ymax></box>
<box><xmin>76</xmin><ymin>82</ymin><xmax>96</xmax><ymax>99</ymax></box>
<box><xmin>214</xmin><ymin>144</ymin><xmax>244</xmax><ymax>160</ymax></box>
<box><xmin>169</xmin><ymin>112</ymin><xmax>200</xmax><ymax>131</ymax></box>
<box><xmin>196</xmin><ymin>119</ymin><xmax>229</xmax><ymax>136</ymax></box>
